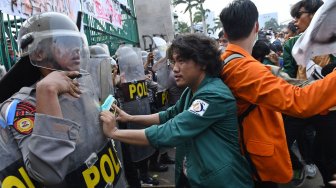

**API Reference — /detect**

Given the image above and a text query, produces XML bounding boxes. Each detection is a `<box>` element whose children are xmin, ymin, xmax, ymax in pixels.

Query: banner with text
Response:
<box><xmin>82</xmin><ymin>0</ymin><xmax>123</xmax><ymax>28</ymax></box>
<box><xmin>0</xmin><ymin>0</ymin><xmax>81</xmax><ymax>21</ymax></box>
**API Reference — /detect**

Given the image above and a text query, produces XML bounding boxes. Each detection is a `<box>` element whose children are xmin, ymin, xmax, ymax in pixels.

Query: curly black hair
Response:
<box><xmin>167</xmin><ymin>33</ymin><xmax>221</xmax><ymax>77</ymax></box>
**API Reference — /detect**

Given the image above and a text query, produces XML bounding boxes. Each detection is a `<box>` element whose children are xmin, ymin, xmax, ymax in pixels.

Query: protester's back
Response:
<box><xmin>219</xmin><ymin>0</ymin><xmax>336</xmax><ymax>186</ymax></box>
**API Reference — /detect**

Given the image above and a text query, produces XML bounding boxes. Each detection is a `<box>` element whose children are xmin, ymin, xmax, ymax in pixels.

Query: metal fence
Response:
<box><xmin>0</xmin><ymin>14</ymin><xmax>23</xmax><ymax>70</ymax></box>
<box><xmin>0</xmin><ymin>0</ymin><xmax>139</xmax><ymax>71</ymax></box>
<box><xmin>84</xmin><ymin>0</ymin><xmax>139</xmax><ymax>56</ymax></box>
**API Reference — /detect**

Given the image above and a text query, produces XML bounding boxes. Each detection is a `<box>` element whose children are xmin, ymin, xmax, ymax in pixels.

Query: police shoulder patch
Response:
<box><xmin>13</xmin><ymin>101</ymin><xmax>36</xmax><ymax>135</ymax></box>
<box><xmin>188</xmin><ymin>99</ymin><xmax>209</xmax><ymax>116</ymax></box>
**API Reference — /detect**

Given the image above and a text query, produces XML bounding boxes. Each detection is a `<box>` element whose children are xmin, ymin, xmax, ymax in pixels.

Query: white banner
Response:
<box><xmin>82</xmin><ymin>0</ymin><xmax>123</xmax><ymax>28</ymax></box>
<box><xmin>117</xmin><ymin>0</ymin><xmax>128</xmax><ymax>7</ymax></box>
<box><xmin>0</xmin><ymin>0</ymin><xmax>81</xmax><ymax>21</ymax></box>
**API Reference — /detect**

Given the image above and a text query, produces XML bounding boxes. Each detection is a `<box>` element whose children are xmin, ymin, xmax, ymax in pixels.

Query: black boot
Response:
<box><xmin>140</xmin><ymin>174</ymin><xmax>160</xmax><ymax>186</ymax></box>
<box><xmin>149</xmin><ymin>161</ymin><xmax>168</xmax><ymax>172</ymax></box>
<box><xmin>160</xmin><ymin>152</ymin><xmax>175</xmax><ymax>164</ymax></box>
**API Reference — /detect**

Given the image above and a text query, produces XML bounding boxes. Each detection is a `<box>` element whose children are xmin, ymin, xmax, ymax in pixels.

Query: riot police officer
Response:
<box><xmin>114</xmin><ymin>44</ymin><xmax>158</xmax><ymax>186</ymax></box>
<box><xmin>0</xmin><ymin>12</ymin><xmax>126</xmax><ymax>187</ymax></box>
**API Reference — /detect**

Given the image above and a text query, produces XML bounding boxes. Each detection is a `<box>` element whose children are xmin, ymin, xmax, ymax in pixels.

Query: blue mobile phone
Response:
<box><xmin>101</xmin><ymin>95</ymin><xmax>116</xmax><ymax>113</ymax></box>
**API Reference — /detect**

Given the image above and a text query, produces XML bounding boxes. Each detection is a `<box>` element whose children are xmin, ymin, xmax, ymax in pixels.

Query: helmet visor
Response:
<box><xmin>26</xmin><ymin>30</ymin><xmax>88</xmax><ymax>72</ymax></box>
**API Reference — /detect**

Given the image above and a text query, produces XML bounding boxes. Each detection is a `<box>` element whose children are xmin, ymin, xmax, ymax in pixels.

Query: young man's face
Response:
<box><xmin>218</xmin><ymin>36</ymin><xmax>228</xmax><ymax>47</ymax></box>
<box><xmin>294</xmin><ymin>7</ymin><xmax>314</xmax><ymax>33</ymax></box>
<box><xmin>171</xmin><ymin>53</ymin><xmax>205</xmax><ymax>90</ymax></box>
<box><xmin>284</xmin><ymin>27</ymin><xmax>295</xmax><ymax>41</ymax></box>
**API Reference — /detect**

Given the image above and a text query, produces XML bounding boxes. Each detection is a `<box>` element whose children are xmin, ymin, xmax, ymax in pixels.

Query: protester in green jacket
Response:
<box><xmin>282</xmin><ymin>35</ymin><xmax>300</xmax><ymax>78</ymax></box>
<box><xmin>100</xmin><ymin>33</ymin><xmax>254</xmax><ymax>188</ymax></box>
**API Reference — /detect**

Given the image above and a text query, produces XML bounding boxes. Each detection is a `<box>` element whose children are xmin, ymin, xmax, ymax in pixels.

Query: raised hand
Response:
<box><xmin>37</xmin><ymin>71</ymin><xmax>82</xmax><ymax>98</ymax></box>
<box><xmin>113</xmin><ymin>104</ymin><xmax>132</xmax><ymax>123</ymax></box>
<box><xmin>100</xmin><ymin>110</ymin><xmax>118</xmax><ymax>138</ymax></box>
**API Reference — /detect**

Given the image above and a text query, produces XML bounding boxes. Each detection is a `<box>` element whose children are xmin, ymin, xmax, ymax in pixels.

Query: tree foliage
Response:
<box><xmin>264</xmin><ymin>18</ymin><xmax>280</xmax><ymax>31</ymax></box>
<box><xmin>177</xmin><ymin>21</ymin><xmax>190</xmax><ymax>33</ymax></box>
<box><xmin>173</xmin><ymin>0</ymin><xmax>220</xmax><ymax>34</ymax></box>
<box><xmin>212</xmin><ymin>17</ymin><xmax>222</xmax><ymax>33</ymax></box>
<box><xmin>172</xmin><ymin>0</ymin><xmax>198</xmax><ymax>33</ymax></box>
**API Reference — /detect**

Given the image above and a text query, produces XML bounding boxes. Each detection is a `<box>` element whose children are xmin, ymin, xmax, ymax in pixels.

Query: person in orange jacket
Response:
<box><xmin>219</xmin><ymin>0</ymin><xmax>336</xmax><ymax>188</ymax></box>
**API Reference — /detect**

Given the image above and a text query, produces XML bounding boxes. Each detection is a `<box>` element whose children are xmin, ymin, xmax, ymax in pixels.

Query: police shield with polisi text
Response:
<box><xmin>115</xmin><ymin>44</ymin><xmax>155</xmax><ymax>162</ymax></box>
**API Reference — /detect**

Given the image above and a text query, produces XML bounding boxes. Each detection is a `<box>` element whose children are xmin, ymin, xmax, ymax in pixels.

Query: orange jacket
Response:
<box><xmin>220</xmin><ymin>44</ymin><xmax>336</xmax><ymax>183</ymax></box>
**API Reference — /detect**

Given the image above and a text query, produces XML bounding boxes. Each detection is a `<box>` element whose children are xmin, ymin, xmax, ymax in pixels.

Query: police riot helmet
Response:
<box><xmin>152</xmin><ymin>37</ymin><xmax>167</xmax><ymax>59</ymax></box>
<box><xmin>89</xmin><ymin>45</ymin><xmax>110</xmax><ymax>58</ymax></box>
<box><xmin>17</xmin><ymin>12</ymin><xmax>89</xmax><ymax>71</ymax></box>
<box><xmin>96</xmin><ymin>43</ymin><xmax>111</xmax><ymax>56</ymax></box>
<box><xmin>141</xmin><ymin>50</ymin><xmax>148</xmax><ymax>65</ymax></box>
<box><xmin>116</xmin><ymin>45</ymin><xmax>145</xmax><ymax>83</ymax></box>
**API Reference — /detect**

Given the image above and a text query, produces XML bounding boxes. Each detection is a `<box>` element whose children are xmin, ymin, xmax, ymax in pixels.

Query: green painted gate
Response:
<box><xmin>0</xmin><ymin>0</ymin><xmax>139</xmax><ymax>71</ymax></box>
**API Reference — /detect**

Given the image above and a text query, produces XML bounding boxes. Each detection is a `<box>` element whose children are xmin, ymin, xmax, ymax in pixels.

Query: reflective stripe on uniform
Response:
<box><xmin>5</xmin><ymin>99</ymin><xmax>20</xmax><ymax>126</ymax></box>
<box><xmin>221</xmin><ymin>53</ymin><xmax>244</xmax><ymax>70</ymax></box>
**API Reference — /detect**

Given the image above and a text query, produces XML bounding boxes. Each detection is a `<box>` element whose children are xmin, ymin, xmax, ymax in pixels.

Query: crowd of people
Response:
<box><xmin>0</xmin><ymin>0</ymin><xmax>336</xmax><ymax>187</ymax></box>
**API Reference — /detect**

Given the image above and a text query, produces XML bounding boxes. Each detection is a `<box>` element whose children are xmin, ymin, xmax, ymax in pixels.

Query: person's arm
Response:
<box><xmin>36</xmin><ymin>71</ymin><xmax>81</xmax><ymax>116</ymax></box>
<box><xmin>103</xmin><ymin>90</ymin><xmax>226</xmax><ymax>148</ymax></box>
<box><xmin>145</xmin><ymin>90</ymin><xmax>229</xmax><ymax>148</ymax></box>
<box><xmin>114</xmin><ymin>95</ymin><xmax>183</xmax><ymax>126</ymax></box>
<box><xmin>267</xmin><ymin>51</ymin><xmax>279</xmax><ymax>66</ymax></box>
<box><xmin>114</xmin><ymin>105</ymin><xmax>160</xmax><ymax>126</ymax></box>
<box><xmin>112</xmin><ymin>65</ymin><xmax>121</xmax><ymax>86</ymax></box>
<box><xmin>129</xmin><ymin>114</ymin><xmax>160</xmax><ymax>126</ymax></box>
<box><xmin>101</xmin><ymin>110</ymin><xmax>149</xmax><ymax>145</ymax></box>
<box><xmin>17</xmin><ymin>71</ymin><xmax>82</xmax><ymax>184</ymax></box>
<box><xmin>114</xmin><ymin>129</ymin><xmax>149</xmax><ymax>145</ymax></box>
<box><xmin>143</xmin><ymin>52</ymin><xmax>154</xmax><ymax>70</ymax></box>
<box><xmin>224</xmin><ymin>59</ymin><xmax>336</xmax><ymax>118</ymax></box>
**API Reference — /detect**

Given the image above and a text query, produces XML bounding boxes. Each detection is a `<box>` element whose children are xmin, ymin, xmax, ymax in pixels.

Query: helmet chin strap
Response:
<box><xmin>31</xmin><ymin>53</ymin><xmax>63</xmax><ymax>72</ymax></box>
<box><xmin>31</xmin><ymin>57</ymin><xmax>89</xmax><ymax>79</ymax></box>
<box><xmin>46</xmin><ymin>54</ymin><xmax>63</xmax><ymax>71</ymax></box>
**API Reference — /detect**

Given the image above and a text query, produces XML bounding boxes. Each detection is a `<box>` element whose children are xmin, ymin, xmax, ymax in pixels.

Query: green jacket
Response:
<box><xmin>283</xmin><ymin>36</ymin><xmax>300</xmax><ymax>78</ymax></box>
<box><xmin>283</xmin><ymin>35</ymin><xmax>336</xmax><ymax>79</ymax></box>
<box><xmin>263</xmin><ymin>58</ymin><xmax>276</xmax><ymax>66</ymax></box>
<box><xmin>145</xmin><ymin>76</ymin><xmax>253</xmax><ymax>188</ymax></box>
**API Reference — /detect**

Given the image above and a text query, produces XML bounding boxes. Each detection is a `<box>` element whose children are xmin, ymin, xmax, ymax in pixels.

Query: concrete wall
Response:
<box><xmin>134</xmin><ymin>0</ymin><xmax>174</xmax><ymax>50</ymax></box>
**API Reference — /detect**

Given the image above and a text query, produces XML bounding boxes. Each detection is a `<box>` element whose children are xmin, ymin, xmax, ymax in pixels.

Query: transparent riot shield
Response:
<box><xmin>153</xmin><ymin>37</ymin><xmax>167</xmax><ymax>59</ymax></box>
<box><xmin>116</xmin><ymin>45</ymin><xmax>146</xmax><ymax>83</ymax></box>
<box><xmin>86</xmin><ymin>57</ymin><xmax>114</xmax><ymax>102</ymax></box>
<box><xmin>154</xmin><ymin>60</ymin><xmax>170</xmax><ymax>110</ymax></box>
<box><xmin>141</xmin><ymin>50</ymin><xmax>149</xmax><ymax>65</ymax></box>
<box><xmin>156</xmin><ymin>60</ymin><xmax>170</xmax><ymax>92</ymax></box>
<box><xmin>115</xmin><ymin>45</ymin><xmax>154</xmax><ymax>162</ymax></box>
<box><xmin>25</xmin><ymin>31</ymin><xmax>89</xmax><ymax>73</ymax></box>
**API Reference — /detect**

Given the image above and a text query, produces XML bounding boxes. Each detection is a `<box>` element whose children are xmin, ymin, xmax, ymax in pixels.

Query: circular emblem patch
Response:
<box><xmin>188</xmin><ymin>99</ymin><xmax>209</xmax><ymax>116</ymax></box>
<box><xmin>14</xmin><ymin>117</ymin><xmax>34</xmax><ymax>135</ymax></box>
<box><xmin>191</xmin><ymin>102</ymin><xmax>202</xmax><ymax>112</ymax></box>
